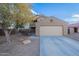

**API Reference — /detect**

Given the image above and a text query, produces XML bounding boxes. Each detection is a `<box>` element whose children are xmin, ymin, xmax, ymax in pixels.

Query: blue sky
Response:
<box><xmin>32</xmin><ymin>3</ymin><xmax>79</xmax><ymax>23</ymax></box>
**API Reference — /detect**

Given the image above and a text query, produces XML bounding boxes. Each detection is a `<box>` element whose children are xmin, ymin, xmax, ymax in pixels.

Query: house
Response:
<box><xmin>34</xmin><ymin>15</ymin><xmax>68</xmax><ymax>36</ymax></box>
<box><xmin>68</xmin><ymin>23</ymin><xmax>79</xmax><ymax>34</ymax></box>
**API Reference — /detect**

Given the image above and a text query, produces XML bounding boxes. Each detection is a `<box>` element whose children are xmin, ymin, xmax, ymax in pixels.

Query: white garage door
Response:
<box><xmin>40</xmin><ymin>26</ymin><xmax>63</xmax><ymax>36</ymax></box>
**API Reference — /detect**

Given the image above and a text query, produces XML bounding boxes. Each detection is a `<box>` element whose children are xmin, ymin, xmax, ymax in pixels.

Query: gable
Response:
<box><xmin>36</xmin><ymin>16</ymin><xmax>68</xmax><ymax>26</ymax></box>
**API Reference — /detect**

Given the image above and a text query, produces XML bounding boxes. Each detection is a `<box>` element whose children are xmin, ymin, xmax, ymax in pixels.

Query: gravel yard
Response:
<box><xmin>0</xmin><ymin>34</ymin><xmax>40</xmax><ymax>56</ymax></box>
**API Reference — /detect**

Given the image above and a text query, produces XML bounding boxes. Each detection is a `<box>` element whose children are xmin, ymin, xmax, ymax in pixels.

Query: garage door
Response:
<box><xmin>40</xmin><ymin>26</ymin><xmax>63</xmax><ymax>36</ymax></box>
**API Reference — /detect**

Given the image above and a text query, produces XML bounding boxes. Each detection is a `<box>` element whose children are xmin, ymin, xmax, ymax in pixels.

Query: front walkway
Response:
<box><xmin>66</xmin><ymin>33</ymin><xmax>79</xmax><ymax>41</ymax></box>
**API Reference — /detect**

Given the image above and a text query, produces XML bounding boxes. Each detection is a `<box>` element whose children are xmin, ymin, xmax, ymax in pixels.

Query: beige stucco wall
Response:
<box><xmin>78</xmin><ymin>28</ymin><xmax>79</xmax><ymax>32</ymax></box>
<box><xmin>69</xmin><ymin>28</ymin><xmax>74</xmax><ymax>34</ymax></box>
<box><xmin>35</xmin><ymin>16</ymin><xmax>68</xmax><ymax>36</ymax></box>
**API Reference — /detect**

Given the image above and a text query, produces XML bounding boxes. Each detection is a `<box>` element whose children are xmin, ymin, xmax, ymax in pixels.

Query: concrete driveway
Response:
<box><xmin>40</xmin><ymin>36</ymin><xmax>79</xmax><ymax>56</ymax></box>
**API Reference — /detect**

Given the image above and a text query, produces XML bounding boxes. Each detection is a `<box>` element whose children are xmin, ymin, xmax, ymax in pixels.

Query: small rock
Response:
<box><xmin>22</xmin><ymin>40</ymin><xmax>31</xmax><ymax>44</ymax></box>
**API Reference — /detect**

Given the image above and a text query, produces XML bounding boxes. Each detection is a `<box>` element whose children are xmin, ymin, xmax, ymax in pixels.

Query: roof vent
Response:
<box><xmin>50</xmin><ymin>19</ymin><xmax>53</xmax><ymax>22</ymax></box>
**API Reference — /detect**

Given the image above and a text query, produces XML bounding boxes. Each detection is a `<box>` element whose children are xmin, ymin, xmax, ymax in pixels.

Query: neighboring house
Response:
<box><xmin>34</xmin><ymin>15</ymin><xmax>68</xmax><ymax>36</ymax></box>
<box><xmin>68</xmin><ymin>23</ymin><xmax>79</xmax><ymax>34</ymax></box>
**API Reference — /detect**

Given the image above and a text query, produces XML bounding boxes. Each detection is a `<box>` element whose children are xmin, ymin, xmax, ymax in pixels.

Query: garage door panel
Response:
<box><xmin>40</xmin><ymin>26</ymin><xmax>63</xmax><ymax>36</ymax></box>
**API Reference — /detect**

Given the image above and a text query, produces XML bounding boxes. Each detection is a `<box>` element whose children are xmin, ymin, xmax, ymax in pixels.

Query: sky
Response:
<box><xmin>32</xmin><ymin>3</ymin><xmax>79</xmax><ymax>24</ymax></box>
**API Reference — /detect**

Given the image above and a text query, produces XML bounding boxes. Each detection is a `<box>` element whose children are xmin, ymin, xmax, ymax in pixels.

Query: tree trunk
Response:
<box><xmin>4</xmin><ymin>30</ymin><xmax>11</xmax><ymax>44</ymax></box>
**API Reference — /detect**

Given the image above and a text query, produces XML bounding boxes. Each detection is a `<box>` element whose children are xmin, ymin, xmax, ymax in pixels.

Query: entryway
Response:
<box><xmin>74</xmin><ymin>27</ymin><xmax>78</xmax><ymax>33</ymax></box>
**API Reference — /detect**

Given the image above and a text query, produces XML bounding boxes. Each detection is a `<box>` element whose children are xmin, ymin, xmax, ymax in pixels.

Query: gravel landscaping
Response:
<box><xmin>0</xmin><ymin>34</ymin><xmax>40</xmax><ymax>56</ymax></box>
